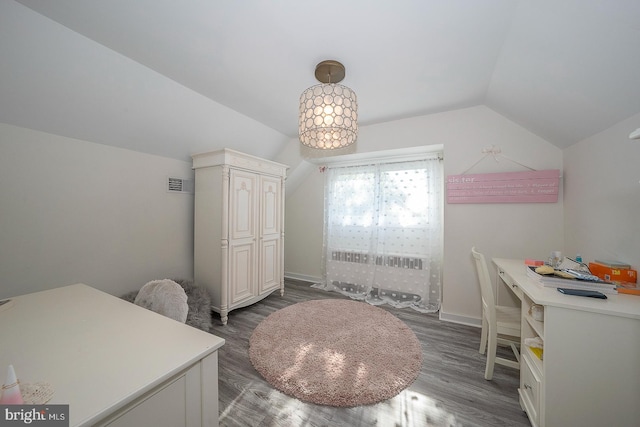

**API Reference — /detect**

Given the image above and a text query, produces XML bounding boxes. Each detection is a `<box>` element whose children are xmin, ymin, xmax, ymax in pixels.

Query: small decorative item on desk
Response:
<box><xmin>0</xmin><ymin>365</ymin><xmax>24</xmax><ymax>404</ymax></box>
<box><xmin>0</xmin><ymin>365</ymin><xmax>54</xmax><ymax>405</ymax></box>
<box><xmin>549</xmin><ymin>251</ymin><xmax>562</xmax><ymax>268</ymax></box>
<box><xmin>20</xmin><ymin>382</ymin><xmax>54</xmax><ymax>404</ymax></box>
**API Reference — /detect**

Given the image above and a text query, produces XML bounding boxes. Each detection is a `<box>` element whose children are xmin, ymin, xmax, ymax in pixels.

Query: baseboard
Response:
<box><xmin>284</xmin><ymin>272</ymin><xmax>322</xmax><ymax>284</ymax></box>
<box><xmin>283</xmin><ymin>273</ymin><xmax>481</xmax><ymax>328</ymax></box>
<box><xmin>439</xmin><ymin>310</ymin><xmax>481</xmax><ymax>328</ymax></box>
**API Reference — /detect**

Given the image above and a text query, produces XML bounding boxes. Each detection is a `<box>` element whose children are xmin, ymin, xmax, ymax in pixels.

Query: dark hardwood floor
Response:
<box><xmin>210</xmin><ymin>279</ymin><xmax>531</xmax><ymax>427</ymax></box>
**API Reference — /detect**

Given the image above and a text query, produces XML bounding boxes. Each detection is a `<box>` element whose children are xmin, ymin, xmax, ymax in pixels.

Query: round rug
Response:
<box><xmin>249</xmin><ymin>299</ymin><xmax>423</xmax><ymax>407</ymax></box>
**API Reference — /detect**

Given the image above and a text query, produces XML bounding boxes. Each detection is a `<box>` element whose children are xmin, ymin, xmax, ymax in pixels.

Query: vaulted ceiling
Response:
<box><xmin>2</xmin><ymin>1</ymin><xmax>640</xmax><ymax>162</ymax></box>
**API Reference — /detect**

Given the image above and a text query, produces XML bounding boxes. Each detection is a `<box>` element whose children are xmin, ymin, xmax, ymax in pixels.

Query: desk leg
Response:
<box><xmin>201</xmin><ymin>352</ymin><xmax>219</xmax><ymax>427</ymax></box>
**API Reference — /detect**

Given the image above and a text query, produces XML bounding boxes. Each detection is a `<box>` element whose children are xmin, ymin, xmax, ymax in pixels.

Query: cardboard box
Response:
<box><xmin>616</xmin><ymin>283</ymin><xmax>640</xmax><ymax>296</ymax></box>
<box><xmin>589</xmin><ymin>262</ymin><xmax>637</xmax><ymax>284</ymax></box>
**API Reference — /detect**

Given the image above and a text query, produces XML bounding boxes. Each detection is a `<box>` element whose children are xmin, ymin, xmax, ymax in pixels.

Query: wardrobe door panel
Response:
<box><xmin>229</xmin><ymin>242</ymin><xmax>255</xmax><ymax>305</ymax></box>
<box><xmin>230</xmin><ymin>171</ymin><xmax>257</xmax><ymax>241</ymax></box>
<box><xmin>260</xmin><ymin>175</ymin><xmax>281</xmax><ymax>236</ymax></box>
<box><xmin>259</xmin><ymin>238</ymin><xmax>280</xmax><ymax>294</ymax></box>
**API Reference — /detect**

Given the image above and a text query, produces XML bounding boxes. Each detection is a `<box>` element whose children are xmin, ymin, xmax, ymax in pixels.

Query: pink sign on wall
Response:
<box><xmin>446</xmin><ymin>169</ymin><xmax>560</xmax><ymax>204</ymax></box>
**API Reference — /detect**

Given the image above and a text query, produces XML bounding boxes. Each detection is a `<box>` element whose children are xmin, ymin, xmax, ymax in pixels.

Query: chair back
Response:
<box><xmin>471</xmin><ymin>247</ymin><xmax>496</xmax><ymax>321</ymax></box>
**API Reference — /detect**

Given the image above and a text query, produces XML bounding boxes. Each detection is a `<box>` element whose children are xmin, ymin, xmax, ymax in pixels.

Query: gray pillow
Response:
<box><xmin>134</xmin><ymin>279</ymin><xmax>188</xmax><ymax>323</ymax></box>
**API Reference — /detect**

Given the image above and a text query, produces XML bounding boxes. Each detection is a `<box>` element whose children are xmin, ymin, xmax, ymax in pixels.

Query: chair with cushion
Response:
<box><xmin>134</xmin><ymin>279</ymin><xmax>189</xmax><ymax>323</ymax></box>
<box><xmin>121</xmin><ymin>278</ymin><xmax>213</xmax><ymax>332</ymax></box>
<box><xmin>471</xmin><ymin>247</ymin><xmax>521</xmax><ymax>380</ymax></box>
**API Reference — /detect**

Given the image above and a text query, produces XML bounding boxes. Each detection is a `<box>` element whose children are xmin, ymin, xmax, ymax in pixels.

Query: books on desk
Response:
<box><xmin>526</xmin><ymin>266</ymin><xmax>618</xmax><ymax>294</ymax></box>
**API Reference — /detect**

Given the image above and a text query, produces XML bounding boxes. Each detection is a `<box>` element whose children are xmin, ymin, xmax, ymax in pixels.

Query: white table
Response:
<box><xmin>493</xmin><ymin>259</ymin><xmax>640</xmax><ymax>427</ymax></box>
<box><xmin>0</xmin><ymin>284</ymin><xmax>225</xmax><ymax>427</ymax></box>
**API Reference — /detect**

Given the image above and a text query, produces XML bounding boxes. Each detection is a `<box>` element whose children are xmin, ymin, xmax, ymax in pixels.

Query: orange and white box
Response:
<box><xmin>589</xmin><ymin>262</ymin><xmax>637</xmax><ymax>284</ymax></box>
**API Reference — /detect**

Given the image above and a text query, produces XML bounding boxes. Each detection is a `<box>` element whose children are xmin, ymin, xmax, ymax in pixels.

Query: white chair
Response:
<box><xmin>471</xmin><ymin>247</ymin><xmax>521</xmax><ymax>380</ymax></box>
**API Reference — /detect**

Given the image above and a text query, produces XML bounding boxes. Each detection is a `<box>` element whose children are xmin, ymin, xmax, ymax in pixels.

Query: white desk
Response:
<box><xmin>493</xmin><ymin>259</ymin><xmax>640</xmax><ymax>427</ymax></box>
<box><xmin>0</xmin><ymin>284</ymin><xmax>225</xmax><ymax>427</ymax></box>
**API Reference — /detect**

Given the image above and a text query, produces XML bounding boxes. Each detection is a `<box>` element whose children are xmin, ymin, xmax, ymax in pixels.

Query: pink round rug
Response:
<box><xmin>249</xmin><ymin>299</ymin><xmax>423</xmax><ymax>407</ymax></box>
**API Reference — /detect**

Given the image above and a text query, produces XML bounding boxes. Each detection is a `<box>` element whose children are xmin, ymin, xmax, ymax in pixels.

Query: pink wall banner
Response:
<box><xmin>446</xmin><ymin>169</ymin><xmax>560</xmax><ymax>204</ymax></box>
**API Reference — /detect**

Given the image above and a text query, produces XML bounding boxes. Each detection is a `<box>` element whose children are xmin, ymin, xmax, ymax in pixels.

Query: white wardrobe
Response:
<box><xmin>193</xmin><ymin>149</ymin><xmax>287</xmax><ymax>325</ymax></box>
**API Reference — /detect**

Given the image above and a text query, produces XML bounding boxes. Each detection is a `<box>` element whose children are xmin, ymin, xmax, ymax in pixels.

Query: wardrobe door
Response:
<box><xmin>258</xmin><ymin>175</ymin><xmax>282</xmax><ymax>294</ymax></box>
<box><xmin>228</xmin><ymin>170</ymin><xmax>257</xmax><ymax>305</ymax></box>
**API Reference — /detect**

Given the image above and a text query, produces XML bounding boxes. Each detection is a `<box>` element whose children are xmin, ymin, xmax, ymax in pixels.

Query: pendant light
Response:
<box><xmin>299</xmin><ymin>60</ymin><xmax>358</xmax><ymax>149</ymax></box>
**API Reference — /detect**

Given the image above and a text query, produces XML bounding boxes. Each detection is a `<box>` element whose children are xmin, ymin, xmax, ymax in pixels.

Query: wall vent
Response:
<box><xmin>167</xmin><ymin>177</ymin><xmax>194</xmax><ymax>194</ymax></box>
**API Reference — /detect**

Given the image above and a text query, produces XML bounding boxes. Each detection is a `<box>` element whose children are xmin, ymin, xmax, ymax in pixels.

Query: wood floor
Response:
<box><xmin>210</xmin><ymin>279</ymin><xmax>531</xmax><ymax>427</ymax></box>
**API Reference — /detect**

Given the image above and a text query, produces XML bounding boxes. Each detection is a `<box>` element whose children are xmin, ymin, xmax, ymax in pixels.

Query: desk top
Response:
<box><xmin>493</xmin><ymin>258</ymin><xmax>640</xmax><ymax>320</ymax></box>
<box><xmin>0</xmin><ymin>284</ymin><xmax>225</xmax><ymax>427</ymax></box>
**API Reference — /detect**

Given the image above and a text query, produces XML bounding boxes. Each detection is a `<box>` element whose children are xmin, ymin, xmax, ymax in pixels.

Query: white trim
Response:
<box><xmin>307</xmin><ymin>145</ymin><xmax>443</xmax><ymax>168</ymax></box>
<box><xmin>284</xmin><ymin>272</ymin><xmax>322</xmax><ymax>284</ymax></box>
<box><xmin>439</xmin><ymin>310</ymin><xmax>481</xmax><ymax>327</ymax></box>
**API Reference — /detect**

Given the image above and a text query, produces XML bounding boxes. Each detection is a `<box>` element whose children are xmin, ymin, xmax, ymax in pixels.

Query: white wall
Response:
<box><xmin>0</xmin><ymin>123</ymin><xmax>194</xmax><ymax>299</ymax></box>
<box><xmin>284</xmin><ymin>165</ymin><xmax>325</xmax><ymax>282</ymax></box>
<box><xmin>563</xmin><ymin>113</ymin><xmax>640</xmax><ymax>267</ymax></box>
<box><xmin>442</xmin><ymin>107</ymin><xmax>563</xmax><ymax>324</ymax></box>
<box><xmin>0</xmin><ymin>0</ymin><xmax>290</xmax><ymax>163</ymax></box>
<box><xmin>284</xmin><ymin>106</ymin><xmax>564</xmax><ymax>324</ymax></box>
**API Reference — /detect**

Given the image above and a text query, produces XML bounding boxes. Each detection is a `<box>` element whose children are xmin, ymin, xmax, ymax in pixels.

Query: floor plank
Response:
<box><xmin>210</xmin><ymin>279</ymin><xmax>531</xmax><ymax>427</ymax></box>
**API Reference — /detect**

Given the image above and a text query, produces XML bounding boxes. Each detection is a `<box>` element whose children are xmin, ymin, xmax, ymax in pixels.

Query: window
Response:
<box><xmin>317</xmin><ymin>155</ymin><xmax>443</xmax><ymax>312</ymax></box>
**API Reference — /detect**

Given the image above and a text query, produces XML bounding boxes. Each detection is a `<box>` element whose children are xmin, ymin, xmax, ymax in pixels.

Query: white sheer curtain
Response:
<box><xmin>314</xmin><ymin>157</ymin><xmax>443</xmax><ymax>313</ymax></box>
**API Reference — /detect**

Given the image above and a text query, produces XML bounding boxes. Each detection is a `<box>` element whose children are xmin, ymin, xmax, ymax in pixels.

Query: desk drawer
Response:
<box><xmin>498</xmin><ymin>269</ymin><xmax>523</xmax><ymax>299</ymax></box>
<box><xmin>520</xmin><ymin>353</ymin><xmax>541</xmax><ymax>426</ymax></box>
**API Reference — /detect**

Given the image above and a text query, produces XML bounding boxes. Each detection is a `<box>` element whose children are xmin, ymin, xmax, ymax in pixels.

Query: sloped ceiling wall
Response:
<box><xmin>1</xmin><ymin>0</ymin><xmax>639</xmax><ymax>162</ymax></box>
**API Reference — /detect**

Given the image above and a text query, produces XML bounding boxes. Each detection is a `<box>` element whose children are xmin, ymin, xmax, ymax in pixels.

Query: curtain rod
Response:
<box><xmin>324</xmin><ymin>152</ymin><xmax>443</xmax><ymax>170</ymax></box>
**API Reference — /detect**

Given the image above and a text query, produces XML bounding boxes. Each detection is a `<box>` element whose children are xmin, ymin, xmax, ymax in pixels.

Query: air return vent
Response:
<box><xmin>167</xmin><ymin>177</ymin><xmax>194</xmax><ymax>194</ymax></box>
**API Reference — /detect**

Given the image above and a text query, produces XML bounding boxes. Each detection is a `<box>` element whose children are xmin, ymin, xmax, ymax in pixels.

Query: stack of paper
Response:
<box><xmin>526</xmin><ymin>266</ymin><xmax>617</xmax><ymax>294</ymax></box>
